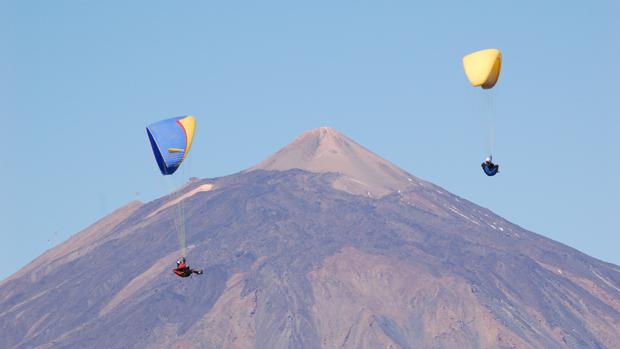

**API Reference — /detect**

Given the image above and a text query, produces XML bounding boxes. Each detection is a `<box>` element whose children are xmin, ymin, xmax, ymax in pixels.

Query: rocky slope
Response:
<box><xmin>1</xmin><ymin>127</ymin><xmax>619</xmax><ymax>349</ymax></box>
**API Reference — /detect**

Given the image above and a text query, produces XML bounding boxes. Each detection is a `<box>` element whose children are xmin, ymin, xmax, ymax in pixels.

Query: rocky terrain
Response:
<box><xmin>1</xmin><ymin>127</ymin><xmax>619</xmax><ymax>348</ymax></box>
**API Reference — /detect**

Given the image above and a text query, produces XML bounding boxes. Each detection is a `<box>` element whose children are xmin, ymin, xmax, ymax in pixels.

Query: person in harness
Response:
<box><xmin>481</xmin><ymin>156</ymin><xmax>499</xmax><ymax>176</ymax></box>
<box><xmin>172</xmin><ymin>257</ymin><xmax>203</xmax><ymax>277</ymax></box>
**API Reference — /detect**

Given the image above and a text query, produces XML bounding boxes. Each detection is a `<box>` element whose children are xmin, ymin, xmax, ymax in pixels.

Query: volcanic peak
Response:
<box><xmin>251</xmin><ymin>127</ymin><xmax>422</xmax><ymax>196</ymax></box>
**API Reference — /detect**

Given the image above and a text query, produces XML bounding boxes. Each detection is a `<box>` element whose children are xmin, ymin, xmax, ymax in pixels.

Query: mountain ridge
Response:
<box><xmin>251</xmin><ymin>126</ymin><xmax>423</xmax><ymax>197</ymax></box>
<box><xmin>1</xmin><ymin>128</ymin><xmax>618</xmax><ymax>349</ymax></box>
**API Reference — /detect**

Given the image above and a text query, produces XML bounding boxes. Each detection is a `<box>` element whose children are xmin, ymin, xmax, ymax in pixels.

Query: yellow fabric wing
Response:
<box><xmin>177</xmin><ymin>115</ymin><xmax>196</xmax><ymax>161</ymax></box>
<box><xmin>462</xmin><ymin>49</ymin><xmax>502</xmax><ymax>89</ymax></box>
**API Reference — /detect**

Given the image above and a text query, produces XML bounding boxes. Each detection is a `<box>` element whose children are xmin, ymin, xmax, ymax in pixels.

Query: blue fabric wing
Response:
<box><xmin>146</xmin><ymin>117</ymin><xmax>187</xmax><ymax>175</ymax></box>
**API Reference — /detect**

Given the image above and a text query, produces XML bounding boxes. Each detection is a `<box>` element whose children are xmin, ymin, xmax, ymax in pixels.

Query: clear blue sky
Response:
<box><xmin>1</xmin><ymin>1</ymin><xmax>618</xmax><ymax>280</ymax></box>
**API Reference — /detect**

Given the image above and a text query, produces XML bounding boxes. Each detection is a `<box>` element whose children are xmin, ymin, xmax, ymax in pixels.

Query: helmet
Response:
<box><xmin>177</xmin><ymin>257</ymin><xmax>186</xmax><ymax>265</ymax></box>
<box><xmin>485</xmin><ymin>156</ymin><xmax>492</xmax><ymax>163</ymax></box>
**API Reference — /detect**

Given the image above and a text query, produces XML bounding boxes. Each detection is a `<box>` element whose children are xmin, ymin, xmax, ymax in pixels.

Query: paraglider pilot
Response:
<box><xmin>481</xmin><ymin>156</ymin><xmax>499</xmax><ymax>176</ymax></box>
<box><xmin>173</xmin><ymin>257</ymin><xmax>203</xmax><ymax>277</ymax></box>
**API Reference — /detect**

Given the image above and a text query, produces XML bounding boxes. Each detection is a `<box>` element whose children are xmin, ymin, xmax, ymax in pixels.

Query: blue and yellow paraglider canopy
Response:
<box><xmin>146</xmin><ymin>116</ymin><xmax>196</xmax><ymax>175</ymax></box>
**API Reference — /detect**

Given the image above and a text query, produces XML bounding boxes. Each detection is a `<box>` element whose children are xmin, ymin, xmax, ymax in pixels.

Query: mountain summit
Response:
<box><xmin>251</xmin><ymin>127</ymin><xmax>420</xmax><ymax>196</ymax></box>
<box><xmin>1</xmin><ymin>128</ymin><xmax>619</xmax><ymax>349</ymax></box>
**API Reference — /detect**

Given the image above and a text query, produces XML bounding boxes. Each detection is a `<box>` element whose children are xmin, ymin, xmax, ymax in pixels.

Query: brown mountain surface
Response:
<box><xmin>1</xmin><ymin>128</ymin><xmax>619</xmax><ymax>349</ymax></box>
<box><xmin>1</xmin><ymin>201</ymin><xmax>143</xmax><ymax>286</ymax></box>
<box><xmin>251</xmin><ymin>126</ymin><xmax>422</xmax><ymax>197</ymax></box>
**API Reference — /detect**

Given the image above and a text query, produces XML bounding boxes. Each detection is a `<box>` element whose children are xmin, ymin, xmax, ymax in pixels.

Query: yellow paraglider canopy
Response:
<box><xmin>462</xmin><ymin>49</ymin><xmax>502</xmax><ymax>89</ymax></box>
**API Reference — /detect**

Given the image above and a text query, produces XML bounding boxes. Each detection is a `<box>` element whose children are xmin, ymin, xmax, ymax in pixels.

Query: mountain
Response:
<box><xmin>1</xmin><ymin>127</ymin><xmax>619</xmax><ymax>349</ymax></box>
<box><xmin>251</xmin><ymin>126</ymin><xmax>420</xmax><ymax>197</ymax></box>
